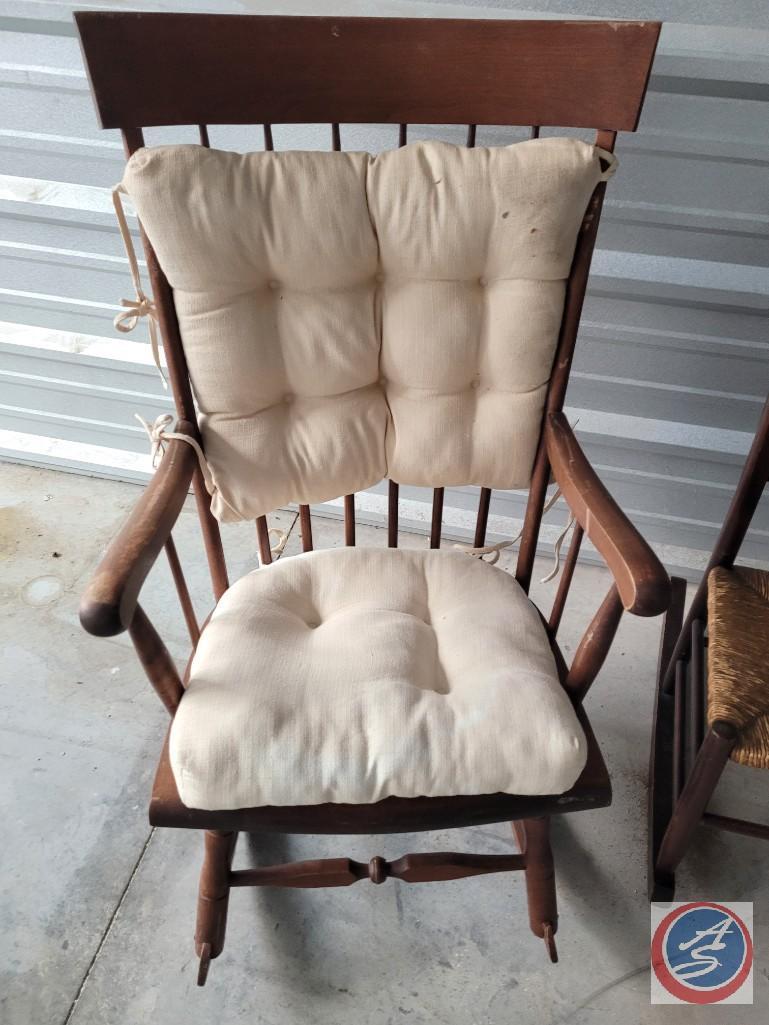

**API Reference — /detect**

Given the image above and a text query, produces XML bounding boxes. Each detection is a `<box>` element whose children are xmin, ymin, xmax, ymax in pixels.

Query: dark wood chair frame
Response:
<box><xmin>75</xmin><ymin>12</ymin><xmax>666</xmax><ymax>984</ymax></box>
<box><xmin>649</xmin><ymin>394</ymin><xmax>769</xmax><ymax>900</ymax></box>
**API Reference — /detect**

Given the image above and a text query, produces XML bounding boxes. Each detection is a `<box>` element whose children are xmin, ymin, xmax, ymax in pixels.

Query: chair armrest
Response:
<box><xmin>545</xmin><ymin>411</ymin><xmax>670</xmax><ymax>616</ymax></box>
<box><xmin>79</xmin><ymin>421</ymin><xmax>197</xmax><ymax>637</ymax></box>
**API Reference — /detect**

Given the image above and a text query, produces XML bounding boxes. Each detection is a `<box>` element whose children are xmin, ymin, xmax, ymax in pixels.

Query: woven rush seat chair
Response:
<box><xmin>650</xmin><ymin>395</ymin><xmax>769</xmax><ymax>899</ymax></box>
<box><xmin>75</xmin><ymin>12</ymin><xmax>666</xmax><ymax>984</ymax></box>
<box><xmin>709</xmin><ymin>567</ymin><xmax>769</xmax><ymax>768</ymax></box>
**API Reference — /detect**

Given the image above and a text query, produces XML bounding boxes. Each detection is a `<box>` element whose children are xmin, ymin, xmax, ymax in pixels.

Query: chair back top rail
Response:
<box><xmin>75</xmin><ymin>14</ymin><xmax>660</xmax><ymax>132</ymax></box>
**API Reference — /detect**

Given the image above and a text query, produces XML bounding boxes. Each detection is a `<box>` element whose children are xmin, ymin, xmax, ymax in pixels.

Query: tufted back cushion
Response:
<box><xmin>123</xmin><ymin>138</ymin><xmax>612</xmax><ymax>521</ymax></box>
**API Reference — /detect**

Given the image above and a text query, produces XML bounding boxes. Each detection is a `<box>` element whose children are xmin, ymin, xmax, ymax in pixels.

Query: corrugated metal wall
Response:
<box><xmin>1</xmin><ymin>0</ymin><xmax>767</xmax><ymax>575</ymax></box>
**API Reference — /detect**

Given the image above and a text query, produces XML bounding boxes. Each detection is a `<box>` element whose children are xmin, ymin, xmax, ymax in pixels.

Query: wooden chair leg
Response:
<box><xmin>648</xmin><ymin>576</ymin><xmax>687</xmax><ymax>901</ymax></box>
<box><xmin>654</xmin><ymin>721</ymin><xmax>736</xmax><ymax>894</ymax></box>
<box><xmin>195</xmin><ymin>830</ymin><xmax>238</xmax><ymax>986</ymax></box>
<box><xmin>513</xmin><ymin>817</ymin><xmax>558</xmax><ymax>963</ymax></box>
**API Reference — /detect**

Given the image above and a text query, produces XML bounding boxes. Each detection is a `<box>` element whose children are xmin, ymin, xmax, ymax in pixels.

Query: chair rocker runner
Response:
<box><xmin>75</xmin><ymin>13</ymin><xmax>666</xmax><ymax>985</ymax></box>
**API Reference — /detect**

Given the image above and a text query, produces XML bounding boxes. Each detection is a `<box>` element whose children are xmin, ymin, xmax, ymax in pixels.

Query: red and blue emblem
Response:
<box><xmin>651</xmin><ymin>902</ymin><xmax>752</xmax><ymax>1004</ymax></box>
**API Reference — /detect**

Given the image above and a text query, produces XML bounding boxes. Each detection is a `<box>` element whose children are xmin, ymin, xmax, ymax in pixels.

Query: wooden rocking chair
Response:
<box><xmin>650</xmin><ymin>393</ymin><xmax>769</xmax><ymax>900</ymax></box>
<box><xmin>75</xmin><ymin>13</ymin><xmax>666</xmax><ymax>985</ymax></box>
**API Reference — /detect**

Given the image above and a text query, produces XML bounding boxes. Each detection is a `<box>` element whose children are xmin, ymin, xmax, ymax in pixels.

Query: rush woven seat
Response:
<box><xmin>707</xmin><ymin>566</ymin><xmax>769</xmax><ymax>769</ymax></box>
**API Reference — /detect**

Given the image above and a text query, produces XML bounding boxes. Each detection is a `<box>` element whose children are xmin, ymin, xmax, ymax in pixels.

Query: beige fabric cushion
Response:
<box><xmin>170</xmin><ymin>548</ymin><xmax>587</xmax><ymax>809</ymax></box>
<box><xmin>123</xmin><ymin>138</ymin><xmax>610</xmax><ymax>521</ymax></box>
<box><xmin>123</xmin><ymin>147</ymin><xmax>385</xmax><ymax>520</ymax></box>
<box><xmin>370</xmin><ymin>140</ymin><xmax>598</xmax><ymax>488</ymax></box>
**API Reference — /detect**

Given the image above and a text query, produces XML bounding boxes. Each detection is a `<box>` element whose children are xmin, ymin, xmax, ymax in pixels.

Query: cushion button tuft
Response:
<box><xmin>375</xmin><ymin>273</ymin><xmax>385</xmax><ymax>284</ymax></box>
<box><xmin>268</xmin><ymin>279</ymin><xmax>280</xmax><ymax>290</ymax></box>
<box><xmin>471</xmin><ymin>378</ymin><xmax>480</xmax><ymax>389</ymax></box>
<box><xmin>478</xmin><ymin>276</ymin><xmax>487</xmax><ymax>287</ymax></box>
<box><xmin>283</xmin><ymin>392</ymin><xmax>294</xmax><ymax>404</ymax></box>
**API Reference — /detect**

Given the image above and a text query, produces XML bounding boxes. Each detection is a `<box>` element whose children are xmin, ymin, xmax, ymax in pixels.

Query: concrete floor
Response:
<box><xmin>2</xmin><ymin>462</ymin><xmax>768</xmax><ymax>1025</ymax></box>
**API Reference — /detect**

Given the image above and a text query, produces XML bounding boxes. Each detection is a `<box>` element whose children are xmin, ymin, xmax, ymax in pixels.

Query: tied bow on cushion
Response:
<box><xmin>134</xmin><ymin>413</ymin><xmax>287</xmax><ymax>562</ymax></box>
<box><xmin>112</xmin><ymin>185</ymin><xmax>167</xmax><ymax>388</ymax></box>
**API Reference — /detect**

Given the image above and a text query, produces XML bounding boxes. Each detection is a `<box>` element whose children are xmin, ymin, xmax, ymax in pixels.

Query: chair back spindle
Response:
<box><xmin>164</xmin><ymin>535</ymin><xmax>200</xmax><ymax>644</ymax></box>
<box><xmin>430</xmin><ymin>488</ymin><xmax>444</xmax><ymax>550</ymax></box>
<box><xmin>548</xmin><ymin>523</ymin><xmax>584</xmax><ymax>635</ymax></box>
<box><xmin>388</xmin><ymin>482</ymin><xmax>399</xmax><ymax>548</ymax></box>
<box><xmin>299</xmin><ymin>505</ymin><xmax>314</xmax><ymax>552</ymax></box>
<box><xmin>474</xmin><ymin>488</ymin><xmax>492</xmax><ymax>549</ymax></box>
<box><xmin>256</xmin><ymin>516</ymin><xmax>272</xmax><ymax>566</ymax></box>
<box><xmin>344</xmin><ymin>494</ymin><xmax>356</xmax><ymax>546</ymax></box>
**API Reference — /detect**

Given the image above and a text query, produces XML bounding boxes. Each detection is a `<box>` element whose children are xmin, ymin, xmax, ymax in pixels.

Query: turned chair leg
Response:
<box><xmin>513</xmin><ymin>817</ymin><xmax>558</xmax><ymax>963</ymax></box>
<box><xmin>195</xmin><ymin>830</ymin><xmax>238</xmax><ymax>986</ymax></box>
<box><xmin>654</xmin><ymin>721</ymin><xmax>736</xmax><ymax>892</ymax></box>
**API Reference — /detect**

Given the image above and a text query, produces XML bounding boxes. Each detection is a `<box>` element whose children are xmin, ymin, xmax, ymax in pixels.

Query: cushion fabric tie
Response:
<box><xmin>112</xmin><ymin>184</ymin><xmax>167</xmax><ymax>389</ymax></box>
<box><xmin>454</xmin><ymin>486</ymin><xmax>558</xmax><ymax>559</ymax></box>
<box><xmin>596</xmin><ymin>147</ymin><xmax>619</xmax><ymax>182</ymax></box>
<box><xmin>455</xmin><ymin>486</ymin><xmax>576</xmax><ymax>584</ymax></box>
<box><xmin>266</xmin><ymin>527</ymin><xmax>288</xmax><ymax>560</ymax></box>
<box><xmin>135</xmin><ymin>412</ymin><xmax>288</xmax><ymax>562</ymax></box>
<box><xmin>135</xmin><ymin>412</ymin><xmax>214</xmax><ymax>494</ymax></box>
<box><xmin>540</xmin><ymin>513</ymin><xmax>577</xmax><ymax>584</ymax></box>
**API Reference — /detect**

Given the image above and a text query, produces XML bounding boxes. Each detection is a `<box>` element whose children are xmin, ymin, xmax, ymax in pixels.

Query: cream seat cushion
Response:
<box><xmin>169</xmin><ymin>548</ymin><xmax>587</xmax><ymax>809</ymax></box>
<box><xmin>122</xmin><ymin>138</ymin><xmax>612</xmax><ymax>522</ymax></box>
